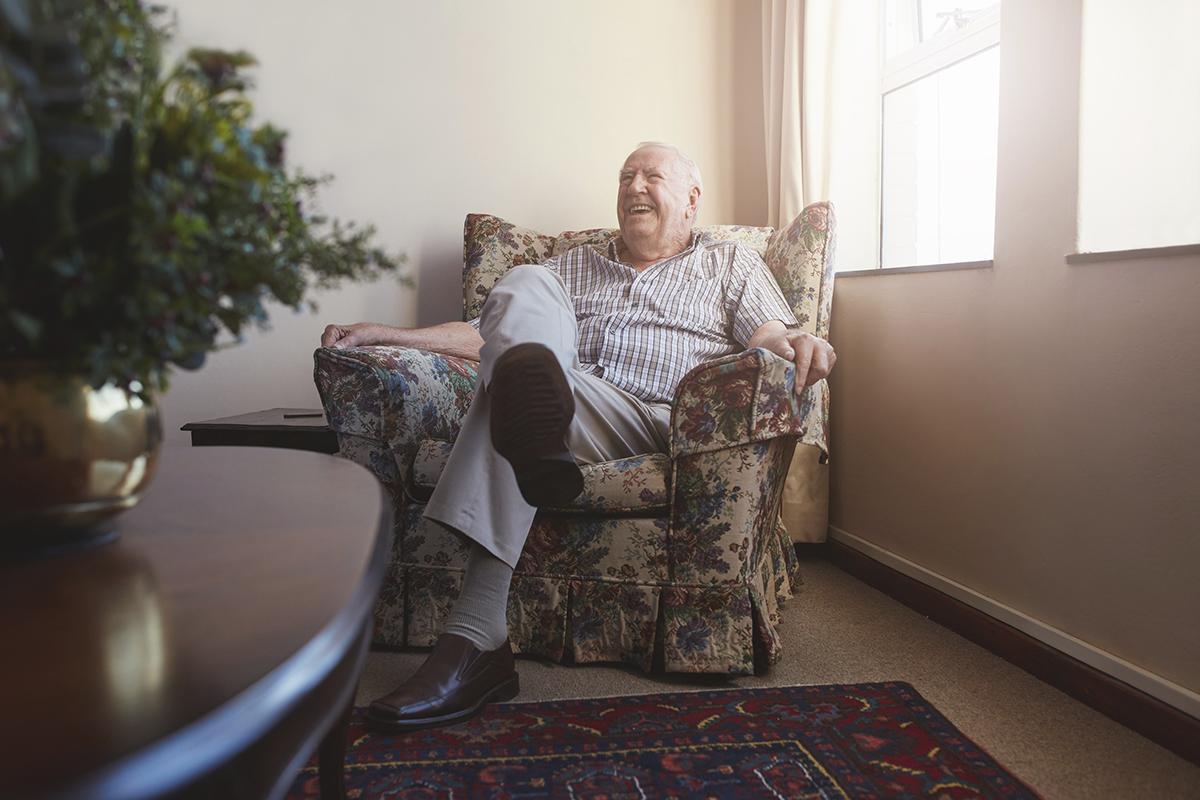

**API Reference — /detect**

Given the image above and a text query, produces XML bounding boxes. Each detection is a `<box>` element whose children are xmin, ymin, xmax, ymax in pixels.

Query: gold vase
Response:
<box><xmin>0</xmin><ymin>363</ymin><xmax>162</xmax><ymax>539</ymax></box>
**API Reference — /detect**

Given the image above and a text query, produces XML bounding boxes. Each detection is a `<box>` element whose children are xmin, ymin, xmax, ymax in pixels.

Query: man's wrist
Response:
<box><xmin>384</xmin><ymin>324</ymin><xmax>417</xmax><ymax>346</ymax></box>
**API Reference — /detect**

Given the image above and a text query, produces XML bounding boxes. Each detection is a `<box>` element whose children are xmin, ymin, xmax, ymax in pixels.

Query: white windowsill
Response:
<box><xmin>1066</xmin><ymin>243</ymin><xmax>1200</xmax><ymax>264</ymax></box>
<box><xmin>837</xmin><ymin>260</ymin><xmax>993</xmax><ymax>277</ymax></box>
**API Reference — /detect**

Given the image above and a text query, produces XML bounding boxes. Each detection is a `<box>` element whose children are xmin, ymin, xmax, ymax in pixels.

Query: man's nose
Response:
<box><xmin>629</xmin><ymin>174</ymin><xmax>648</xmax><ymax>192</ymax></box>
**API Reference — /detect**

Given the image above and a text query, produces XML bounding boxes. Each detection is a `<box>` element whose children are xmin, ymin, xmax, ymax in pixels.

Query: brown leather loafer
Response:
<box><xmin>489</xmin><ymin>342</ymin><xmax>583</xmax><ymax>507</ymax></box>
<box><xmin>366</xmin><ymin>634</ymin><xmax>519</xmax><ymax>733</ymax></box>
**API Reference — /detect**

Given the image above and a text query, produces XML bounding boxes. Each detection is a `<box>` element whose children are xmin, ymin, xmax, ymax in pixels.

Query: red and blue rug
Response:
<box><xmin>288</xmin><ymin>682</ymin><xmax>1039</xmax><ymax>798</ymax></box>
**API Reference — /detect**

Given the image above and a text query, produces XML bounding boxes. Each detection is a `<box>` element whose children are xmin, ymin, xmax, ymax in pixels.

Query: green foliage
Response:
<box><xmin>0</xmin><ymin>0</ymin><xmax>406</xmax><ymax>391</ymax></box>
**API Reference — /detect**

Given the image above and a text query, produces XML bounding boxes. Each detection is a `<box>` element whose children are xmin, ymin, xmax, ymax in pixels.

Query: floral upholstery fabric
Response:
<box><xmin>671</xmin><ymin>349</ymin><xmax>808</xmax><ymax>456</ymax></box>
<box><xmin>411</xmin><ymin>440</ymin><xmax>670</xmax><ymax>513</ymax></box>
<box><xmin>463</xmin><ymin>214</ymin><xmax>556</xmax><ymax>321</ymax></box>
<box><xmin>764</xmin><ymin>202</ymin><xmax>836</xmax><ymax>455</ymax></box>
<box><xmin>317</xmin><ymin>345</ymin><xmax>478</xmax><ymax>477</ymax></box>
<box><xmin>314</xmin><ymin>203</ymin><xmax>833</xmax><ymax>674</ymax></box>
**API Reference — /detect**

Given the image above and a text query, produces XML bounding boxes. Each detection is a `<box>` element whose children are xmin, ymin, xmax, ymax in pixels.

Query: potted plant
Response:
<box><xmin>0</xmin><ymin>0</ymin><xmax>405</xmax><ymax>540</ymax></box>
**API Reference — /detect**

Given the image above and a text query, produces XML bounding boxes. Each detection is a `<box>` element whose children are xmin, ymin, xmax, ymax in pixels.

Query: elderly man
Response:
<box><xmin>320</xmin><ymin>143</ymin><xmax>836</xmax><ymax>732</ymax></box>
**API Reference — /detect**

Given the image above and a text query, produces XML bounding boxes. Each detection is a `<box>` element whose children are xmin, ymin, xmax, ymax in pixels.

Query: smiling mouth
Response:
<box><xmin>627</xmin><ymin>203</ymin><xmax>654</xmax><ymax>216</ymax></box>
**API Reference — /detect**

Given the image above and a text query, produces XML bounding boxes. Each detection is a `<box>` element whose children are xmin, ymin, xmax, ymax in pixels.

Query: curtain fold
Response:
<box><xmin>764</xmin><ymin>0</ymin><xmax>879</xmax><ymax>542</ymax></box>
<box><xmin>763</xmin><ymin>0</ymin><xmax>879</xmax><ymax>265</ymax></box>
<box><xmin>764</xmin><ymin>0</ymin><xmax>880</xmax><ymax>542</ymax></box>
<box><xmin>762</xmin><ymin>0</ymin><xmax>849</xmax><ymax>223</ymax></box>
<box><xmin>761</xmin><ymin>0</ymin><xmax>807</xmax><ymax>230</ymax></box>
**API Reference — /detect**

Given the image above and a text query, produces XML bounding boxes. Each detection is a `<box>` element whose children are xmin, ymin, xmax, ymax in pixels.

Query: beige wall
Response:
<box><xmin>160</xmin><ymin>0</ymin><xmax>767</xmax><ymax>442</ymax></box>
<box><xmin>829</xmin><ymin>0</ymin><xmax>1200</xmax><ymax>708</ymax></box>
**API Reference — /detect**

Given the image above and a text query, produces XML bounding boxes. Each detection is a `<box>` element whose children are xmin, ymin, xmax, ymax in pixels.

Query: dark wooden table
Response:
<box><xmin>0</xmin><ymin>446</ymin><xmax>391</xmax><ymax>799</ymax></box>
<box><xmin>181</xmin><ymin>407</ymin><xmax>339</xmax><ymax>454</ymax></box>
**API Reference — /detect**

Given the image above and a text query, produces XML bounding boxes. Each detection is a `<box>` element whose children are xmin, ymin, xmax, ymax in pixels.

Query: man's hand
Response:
<box><xmin>751</xmin><ymin>324</ymin><xmax>836</xmax><ymax>393</ymax></box>
<box><xmin>320</xmin><ymin>322</ymin><xmax>385</xmax><ymax>349</ymax></box>
<box><xmin>777</xmin><ymin>331</ymin><xmax>836</xmax><ymax>391</ymax></box>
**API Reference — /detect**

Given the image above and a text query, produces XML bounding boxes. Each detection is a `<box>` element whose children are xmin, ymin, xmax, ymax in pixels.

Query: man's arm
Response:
<box><xmin>320</xmin><ymin>321</ymin><xmax>484</xmax><ymax>361</ymax></box>
<box><xmin>747</xmin><ymin>320</ymin><xmax>836</xmax><ymax>394</ymax></box>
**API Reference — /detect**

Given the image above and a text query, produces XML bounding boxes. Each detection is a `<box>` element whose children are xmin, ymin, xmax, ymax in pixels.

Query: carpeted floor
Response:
<box><xmin>355</xmin><ymin>556</ymin><xmax>1200</xmax><ymax>799</ymax></box>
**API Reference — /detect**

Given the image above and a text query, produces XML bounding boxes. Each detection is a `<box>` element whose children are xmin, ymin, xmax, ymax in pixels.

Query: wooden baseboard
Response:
<box><xmin>812</xmin><ymin>539</ymin><xmax>1200</xmax><ymax>766</ymax></box>
<box><xmin>792</xmin><ymin>542</ymin><xmax>830</xmax><ymax>559</ymax></box>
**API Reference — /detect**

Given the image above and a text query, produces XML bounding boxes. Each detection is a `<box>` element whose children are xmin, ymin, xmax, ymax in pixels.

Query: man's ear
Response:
<box><xmin>688</xmin><ymin>185</ymin><xmax>701</xmax><ymax>217</ymax></box>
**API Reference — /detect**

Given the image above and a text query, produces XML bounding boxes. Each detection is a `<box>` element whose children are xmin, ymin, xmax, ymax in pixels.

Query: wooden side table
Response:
<box><xmin>182</xmin><ymin>407</ymin><xmax>339</xmax><ymax>454</ymax></box>
<box><xmin>0</xmin><ymin>446</ymin><xmax>391</xmax><ymax>799</ymax></box>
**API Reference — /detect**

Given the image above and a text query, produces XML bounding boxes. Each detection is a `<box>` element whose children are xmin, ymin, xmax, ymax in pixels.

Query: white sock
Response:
<box><xmin>442</xmin><ymin>543</ymin><xmax>513</xmax><ymax>651</ymax></box>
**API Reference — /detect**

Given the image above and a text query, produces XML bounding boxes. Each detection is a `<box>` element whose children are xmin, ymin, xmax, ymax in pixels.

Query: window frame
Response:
<box><xmin>882</xmin><ymin>4</ymin><xmax>1001</xmax><ymax>94</ymax></box>
<box><xmin>876</xmin><ymin>2</ymin><xmax>1001</xmax><ymax>271</ymax></box>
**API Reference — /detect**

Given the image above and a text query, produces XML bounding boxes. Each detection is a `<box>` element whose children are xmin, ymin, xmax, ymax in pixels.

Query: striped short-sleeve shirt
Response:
<box><xmin>473</xmin><ymin>233</ymin><xmax>798</xmax><ymax>404</ymax></box>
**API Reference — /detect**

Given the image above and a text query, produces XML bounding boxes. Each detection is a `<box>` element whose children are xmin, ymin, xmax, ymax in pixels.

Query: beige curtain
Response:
<box><xmin>763</xmin><ymin>0</ymin><xmax>868</xmax><ymax>544</ymax></box>
<box><xmin>762</xmin><ymin>0</ymin><xmax>807</xmax><ymax>230</ymax></box>
<box><xmin>773</xmin><ymin>0</ymin><xmax>882</xmax><ymax>271</ymax></box>
<box><xmin>763</xmin><ymin>0</ymin><xmax>848</xmax><ymax>230</ymax></box>
<box><xmin>762</xmin><ymin>0</ymin><xmax>879</xmax><ymax>542</ymax></box>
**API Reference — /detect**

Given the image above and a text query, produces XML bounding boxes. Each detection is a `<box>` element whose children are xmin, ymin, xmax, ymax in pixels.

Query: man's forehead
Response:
<box><xmin>621</xmin><ymin>146</ymin><xmax>678</xmax><ymax>172</ymax></box>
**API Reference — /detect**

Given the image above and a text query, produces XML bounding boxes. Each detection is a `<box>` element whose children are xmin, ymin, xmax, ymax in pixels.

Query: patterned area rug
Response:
<box><xmin>287</xmin><ymin>682</ymin><xmax>1039</xmax><ymax>798</ymax></box>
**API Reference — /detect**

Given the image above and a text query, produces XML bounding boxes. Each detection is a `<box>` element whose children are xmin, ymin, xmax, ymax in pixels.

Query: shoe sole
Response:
<box><xmin>489</xmin><ymin>343</ymin><xmax>583</xmax><ymax>507</ymax></box>
<box><xmin>365</xmin><ymin>673</ymin><xmax>520</xmax><ymax>734</ymax></box>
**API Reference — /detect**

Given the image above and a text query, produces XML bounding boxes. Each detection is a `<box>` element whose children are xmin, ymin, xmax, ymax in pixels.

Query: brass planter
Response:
<box><xmin>0</xmin><ymin>363</ymin><xmax>162</xmax><ymax>540</ymax></box>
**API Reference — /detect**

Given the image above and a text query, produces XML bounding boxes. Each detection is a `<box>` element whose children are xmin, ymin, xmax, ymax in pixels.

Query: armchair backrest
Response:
<box><xmin>462</xmin><ymin>204</ymin><xmax>835</xmax><ymax>338</ymax></box>
<box><xmin>763</xmin><ymin>202</ymin><xmax>837</xmax><ymax>340</ymax></box>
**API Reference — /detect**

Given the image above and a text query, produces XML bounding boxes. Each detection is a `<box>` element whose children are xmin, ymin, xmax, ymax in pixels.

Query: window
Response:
<box><xmin>1076</xmin><ymin>0</ymin><xmax>1200</xmax><ymax>254</ymax></box>
<box><xmin>880</xmin><ymin>1</ymin><xmax>1001</xmax><ymax>268</ymax></box>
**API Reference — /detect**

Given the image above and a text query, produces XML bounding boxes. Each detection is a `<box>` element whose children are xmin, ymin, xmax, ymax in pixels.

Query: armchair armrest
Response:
<box><xmin>670</xmin><ymin>347</ymin><xmax>819</xmax><ymax>458</ymax></box>
<box><xmin>313</xmin><ymin>345</ymin><xmax>478</xmax><ymax>473</ymax></box>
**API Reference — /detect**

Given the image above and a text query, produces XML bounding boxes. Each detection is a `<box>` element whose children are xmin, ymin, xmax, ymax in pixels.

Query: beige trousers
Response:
<box><xmin>423</xmin><ymin>265</ymin><xmax>671</xmax><ymax>568</ymax></box>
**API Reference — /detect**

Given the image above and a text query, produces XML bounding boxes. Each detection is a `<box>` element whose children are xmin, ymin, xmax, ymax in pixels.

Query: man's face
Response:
<box><xmin>616</xmin><ymin>146</ymin><xmax>699</xmax><ymax>258</ymax></box>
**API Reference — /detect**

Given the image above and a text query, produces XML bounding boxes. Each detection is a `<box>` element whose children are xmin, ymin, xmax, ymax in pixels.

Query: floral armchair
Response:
<box><xmin>313</xmin><ymin>203</ymin><xmax>836</xmax><ymax>675</ymax></box>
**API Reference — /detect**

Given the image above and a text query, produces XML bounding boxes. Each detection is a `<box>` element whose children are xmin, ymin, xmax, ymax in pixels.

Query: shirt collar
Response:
<box><xmin>606</xmin><ymin>231</ymin><xmax>708</xmax><ymax>266</ymax></box>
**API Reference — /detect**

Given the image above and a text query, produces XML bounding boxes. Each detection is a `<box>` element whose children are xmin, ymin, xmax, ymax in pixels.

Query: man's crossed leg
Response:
<box><xmin>367</xmin><ymin>265</ymin><xmax>669</xmax><ymax>732</ymax></box>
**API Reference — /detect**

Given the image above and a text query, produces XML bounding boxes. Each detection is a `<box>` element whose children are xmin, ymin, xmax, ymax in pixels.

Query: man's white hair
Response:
<box><xmin>633</xmin><ymin>141</ymin><xmax>703</xmax><ymax>216</ymax></box>
<box><xmin>635</xmin><ymin>142</ymin><xmax>703</xmax><ymax>191</ymax></box>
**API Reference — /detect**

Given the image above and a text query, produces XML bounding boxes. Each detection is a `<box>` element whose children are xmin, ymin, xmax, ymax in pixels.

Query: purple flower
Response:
<box><xmin>675</xmin><ymin>618</ymin><xmax>711</xmax><ymax>656</ymax></box>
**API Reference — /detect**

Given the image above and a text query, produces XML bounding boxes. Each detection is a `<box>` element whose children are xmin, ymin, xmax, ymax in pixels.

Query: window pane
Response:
<box><xmin>881</xmin><ymin>45</ymin><xmax>999</xmax><ymax>267</ymax></box>
<box><xmin>1077</xmin><ymin>0</ymin><xmax>1200</xmax><ymax>251</ymax></box>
